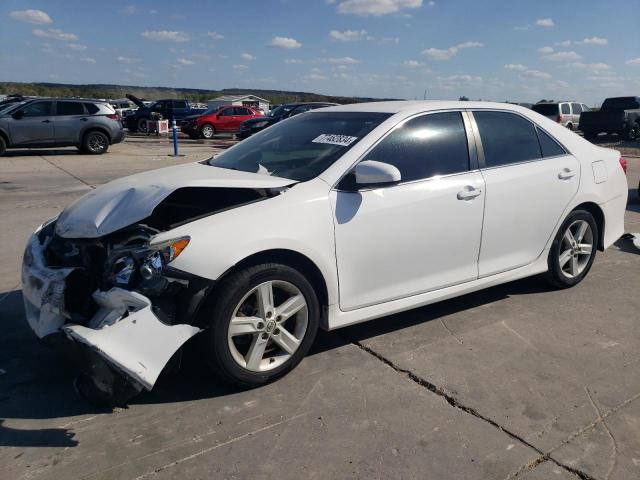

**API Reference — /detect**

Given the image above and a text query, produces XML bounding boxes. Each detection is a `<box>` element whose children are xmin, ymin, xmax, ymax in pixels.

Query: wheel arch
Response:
<box><xmin>572</xmin><ymin>201</ymin><xmax>605</xmax><ymax>251</ymax></box>
<box><xmin>214</xmin><ymin>249</ymin><xmax>330</xmax><ymax>329</ymax></box>
<box><xmin>81</xmin><ymin>126</ymin><xmax>112</xmax><ymax>145</ymax></box>
<box><xmin>0</xmin><ymin>128</ymin><xmax>9</xmax><ymax>147</ymax></box>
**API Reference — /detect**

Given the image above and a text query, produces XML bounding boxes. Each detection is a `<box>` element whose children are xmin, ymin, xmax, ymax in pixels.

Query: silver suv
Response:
<box><xmin>0</xmin><ymin>99</ymin><xmax>125</xmax><ymax>155</ymax></box>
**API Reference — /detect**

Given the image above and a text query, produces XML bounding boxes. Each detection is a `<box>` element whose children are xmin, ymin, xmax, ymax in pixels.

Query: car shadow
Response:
<box><xmin>3</xmin><ymin>148</ymin><xmax>80</xmax><ymax>157</ymax></box>
<box><xmin>627</xmin><ymin>188</ymin><xmax>640</xmax><ymax>213</ymax></box>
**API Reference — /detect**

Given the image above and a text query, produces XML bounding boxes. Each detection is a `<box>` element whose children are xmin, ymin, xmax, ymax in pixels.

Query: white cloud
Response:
<box><xmin>336</xmin><ymin>0</ymin><xmax>423</xmax><ymax>16</ymax></box>
<box><xmin>521</xmin><ymin>69</ymin><xmax>552</xmax><ymax>79</ymax></box>
<box><xmin>206</xmin><ymin>31</ymin><xmax>224</xmax><ymax>40</ymax></box>
<box><xmin>33</xmin><ymin>29</ymin><xmax>78</xmax><ymax>41</ymax></box>
<box><xmin>436</xmin><ymin>74</ymin><xmax>483</xmax><ymax>90</ymax></box>
<box><xmin>422</xmin><ymin>41</ymin><xmax>483</xmax><ymax>60</ymax></box>
<box><xmin>329</xmin><ymin>29</ymin><xmax>366</xmax><ymax>42</ymax></box>
<box><xmin>403</xmin><ymin>59</ymin><xmax>426</xmax><ymax>68</ymax></box>
<box><xmin>177</xmin><ymin>57</ymin><xmax>194</xmax><ymax>65</ymax></box>
<box><xmin>241</xmin><ymin>53</ymin><xmax>256</xmax><ymax>61</ymax></box>
<box><xmin>9</xmin><ymin>9</ymin><xmax>52</xmax><ymax>25</ymax></box>
<box><xmin>504</xmin><ymin>63</ymin><xmax>527</xmax><ymax>71</ymax></box>
<box><xmin>577</xmin><ymin>36</ymin><xmax>608</xmax><ymax>45</ymax></box>
<box><xmin>80</xmin><ymin>57</ymin><xmax>96</xmax><ymax>63</ymax></box>
<box><xmin>544</xmin><ymin>51</ymin><xmax>581</xmax><ymax>61</ymax></box>
<box><xmin>536</xmin><ymin>18</ymin><xmax>555</xmax><ymax>27</ymax></box>
<box><xmin>141</xmin><ymin>31</ymin><xmax>190</xmax><ymax>42</ymax></box>
<box><xmin>117</xmin><ymin>56</ymin><xmax>137</xmax><ymax>64</ymax></box>
<box><xmin>121</xmin><ymin>5</ymin><xmax>139</xmax><ymax>15</ymax></box>
<box><xmin>233</xmin><ymin>64</ymin><xmax>248</xmax><ymax>70</ymax></box>
<box><xmin>625</xmin><ymin>58</ymin><xmax>640</xmax><ymax>66</ymax></box>
<box><xmin>538</xmin><ymin>46</ymin><xmax>554</xmax><ymax>54</ymax></box>
<box><xmin>284</xmin><ymin>58</ymin><xmax>304</xmax><ymax>64</ymax></box>
<box><xmin>568</xmin><ymin>62</ymin><xmax>611</xmax><ymax>71</ymax></box>
<box><xmin>554</xmin><ymin>40</ymin><xmax>572</xmax><ymax>47</ymax></box>
<box><xmin>304</xmin><ymin>70</ymin><xmax>328</xmax><ymax>81</ymax></box>
<box><xmin>328</xmin><ymin>56</ymin><xmax>360</xmax><ymax>64</ymax></box>
<box><xmin>67</xmin><ymin>43</ymin><xmax>87</xmax><ymax>51</ymax></box>
<box><xmin>428</xmin><ymin>1</ymin><xmax>435</xmax><ymax>5</ymax></box>
<box><xmin>269</xmin><ymin>36</ymin><xmax>302</xmax><ymax>49</ymax></box>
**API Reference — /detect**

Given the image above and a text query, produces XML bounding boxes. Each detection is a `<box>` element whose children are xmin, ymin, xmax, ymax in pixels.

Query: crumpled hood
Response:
<box><xmin>55</xmin><ymin>162</ymin><xmax>294</xmax><ymax>238</ymax></box>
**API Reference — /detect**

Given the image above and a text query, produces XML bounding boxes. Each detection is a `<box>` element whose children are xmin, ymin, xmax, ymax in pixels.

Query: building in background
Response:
<box><xmin>207</xmin><ymin>94</ymin><xmax>270</xmax><ymax>113</ymax></box>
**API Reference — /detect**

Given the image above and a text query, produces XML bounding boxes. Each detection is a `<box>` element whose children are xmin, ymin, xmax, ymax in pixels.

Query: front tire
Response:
<box><xmin>204</xmin><ymin>263</ymin><xmax>320</xmax><ymax>388</ymax></box>
<box><xmin>545</xmin><ymin>210</ymin><xmax>598</xmax><ymax>289</ymax></box>
<box><xmin>200</xmin><ymin>123</ymin><xmax>215</xmax><ymax>139</ymax></box>
<box><xmin>81</xmin><ymin>131</ymin><xmax>109</xmax><ymax>155</ymax></box>
<box><xmin>137</xmin><ymin>118</ymin><xmax>148</xmax><ymax>134</ymax></box>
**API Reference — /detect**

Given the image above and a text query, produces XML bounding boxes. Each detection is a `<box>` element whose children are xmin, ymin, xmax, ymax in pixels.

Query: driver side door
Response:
<box><xmin>8</xmin><ymin>101</ymin><xmax>55</xmax><ymax>146</ymax></box>
<box><xmin>215</xmin><ymin>107</ymin><xmax>237</xmax><ymax>132</ymax></box>
<box><xmin>330</xmin><ymin>111</ymin><xmax>486</xmax><ymax>311</ymax></box>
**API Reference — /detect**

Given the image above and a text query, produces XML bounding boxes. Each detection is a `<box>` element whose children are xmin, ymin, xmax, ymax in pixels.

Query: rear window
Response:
<box><xmin>84</xmin><ymin>103</ymin><xmax>100</xmax><ymax>114</ymax></box>
<box><xmin>601</xmin><ymin>97</ymin><xmax>640</xmax><ymax>110</ymax></box>
<box><xmin>561</xmin><ymin>104</ymin><xmax>570</xmax><ymax>115</ymax></box>
<box><xmin>532</xmin><ymin>104</ymin><xmax>558</xmax><ymax>116</ymax></box>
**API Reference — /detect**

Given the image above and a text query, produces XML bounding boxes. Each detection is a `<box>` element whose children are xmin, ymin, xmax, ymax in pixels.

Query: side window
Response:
<box><xmin>173</xmin><ymin>101</ymin><xmax>188</xmax><ymax>109</ymax></box>
<box><xmin>581</xmin><ymin>104</ymin><xmax>590</xmax><ymax>112</ymax></box>
<box><xmin>234</xmin><ymin>107</ymin><xmax>250</xmax><ymax>115</ymax></box>
<box><xmin>289</xmin><ymin>106</ymin><xmax>311</xmax><ymax>117</ymax></box>
<box><xmin>474</xmin><ymin>111</ymin><xmax>542</xmax><ymax>167</ymax></box>
<box><xmin>220</xmin><ymin>108</ymin><xmax>235</xmax><ymax>116</ymax></box>
<box><xmin>363</xmin><ymin>111</ymin><xmax>470</xmax><ymax>182</ymax></box>
<box><xmin>536</xmin><ymin>127</ymin><xmax>567</xmax><ymax>157</ymax></box>
<box><xmin>84</xmin><ymin>103</ymin><xmax>100</xmax><ymax>114</ymax></box>
<box><xmin>20</xmin><ymin>101</ymin><xmax>53</xmax><ymax>117</ymax></box>
<box><xmin>561</xmin><ymin>103</ymin><xmax>570</xmax><ymax>115</ymax></box>
<box><xmin>571</xmin><ymin>103</ymin><xmax>582</xmax><ymax>114</ymax></box>
<box><xmin>56</xmin><ymin>101</ymin><xmax>85</xmax><ymax>116</ymax></box>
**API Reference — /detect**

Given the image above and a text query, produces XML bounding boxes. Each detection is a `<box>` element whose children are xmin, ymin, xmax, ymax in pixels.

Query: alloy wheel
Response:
<box><xmin>227</xmin><ymin>280</ymin><xmax>308</xmax><ymax>372</ymax></box>
<box><xmin>88</xmin><ymin>134</ymin><xmax>107</xmax><ymax>153</ymax></box>
<box><xmin>559</xmin><ymin>219</ymin><xmax>594</xmax><ymax>278</ymax></box>
<box><xmin>202</xmin><ymin>125</ymin><xmax>214</xmax><ymax>138</ymax></box>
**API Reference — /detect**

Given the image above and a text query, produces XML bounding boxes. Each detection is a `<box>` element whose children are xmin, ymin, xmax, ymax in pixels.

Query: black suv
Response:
<box><xmin>238</xmin><ymin>102</ymin><xmax>338</xmax><ymax>139</ymax></box>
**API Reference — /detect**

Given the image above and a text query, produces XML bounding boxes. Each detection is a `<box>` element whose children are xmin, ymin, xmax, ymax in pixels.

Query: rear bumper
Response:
<box><xmin>111</xmin><ymin>128</ymin><xmax>125</xmax><ymax>144</ymax></box>
<box><xmin>600</xmin><ymin>193</ymin><xmax>627</xmax><ymax>249</ymax></box>
<box><xmin>22</xmin><ymin>233</ymin><xmax>201</xmax><ymax>392</ymax></box>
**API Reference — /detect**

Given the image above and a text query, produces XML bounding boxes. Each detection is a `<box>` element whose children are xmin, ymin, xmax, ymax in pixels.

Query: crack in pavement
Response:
<box><xmin>40</xmin><ymin>157</ymin><xmax>95</xmax><ymax>190</ymax></box>
<box><xmin>348</xmin><ymin>338</ymin><xmax>598</xmax><ymax>480</ymax></box>
<box><xmin>585</xmin><ymin>387</ymin><xmax>619</xmax><ymax>480</ymax></box>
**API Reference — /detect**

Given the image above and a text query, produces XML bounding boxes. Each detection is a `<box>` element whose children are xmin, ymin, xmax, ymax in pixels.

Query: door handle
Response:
<box><xmin>558</xmin><ymin>168</ymin><xmax>576</xmax><ymax>180</ymax></box>
<box><xmin>42</xmin><ymin>119</ymin><xmax>51</xmax><ymax>123</ymax></box>
<box><xmin>80</xmin><ymin>117</ymin><xmax>88</xmax><ymax>122</ymax></box>
<box><xmin>457</xmin><ymin>187</ymin><xmax>482</xmax><ymax>200</ymax></box>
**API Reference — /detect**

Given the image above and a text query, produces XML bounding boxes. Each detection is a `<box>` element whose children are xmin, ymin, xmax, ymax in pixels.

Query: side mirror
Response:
<box><xmin>12</xmin><ymin>110</ymin><xmax>24</xmax><ymax>120</ymax></box>
<box><xmin>355</xmin><ymin>160</ymin><xmax>401</xmax><ymax>187</ymax></box>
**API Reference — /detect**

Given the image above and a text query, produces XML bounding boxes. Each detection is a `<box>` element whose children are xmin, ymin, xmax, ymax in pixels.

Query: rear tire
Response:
<box><xmin>545</xmin><ymin>210</ymin><xmax>598</xmax><ymax>289</ymax></box>
<box><xmin>81</xmin><ymin>131</ymin><xmax>109</xmax><ymax>155</ymax></box>
<box><xmin>203</xmin><ymin>263</ymin><xmax>320</xmax><ymax>388</ymax></box>
<box><xmin>582</xmin><ymin>131</ymin><xmax>596</xmax><ymax>141</ymax></box>
<box><xmin>137</xmin><ymin>118</ymin><xmax>148</xmax><ymax>134</ymax></box>
<box><xmin>0</xmin><ymin>135</ymin><xmax>6</xmax><ymax>156</ymax></box>
<box><xmin>623</xmin><ymin>122</ymin><xmax>639</xmax><ymax>141</ymax></box>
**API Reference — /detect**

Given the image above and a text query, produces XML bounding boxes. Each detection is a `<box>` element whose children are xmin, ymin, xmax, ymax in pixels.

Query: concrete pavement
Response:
<box><xmin>1</xmin><ymin>137</ymin><xmax>639</xmax><ymax>479</ymax></box>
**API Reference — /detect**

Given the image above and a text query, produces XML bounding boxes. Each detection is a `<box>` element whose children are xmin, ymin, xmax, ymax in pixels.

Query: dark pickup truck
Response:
<box><xmin>123</xmin><ymin>94</ymin><xmax>206</xmax><ymax>132</ymax></box>
<box><xmin>579</xmin><ymin>96</ymin><xmax>640</xmax><ymax>141</ymax></box>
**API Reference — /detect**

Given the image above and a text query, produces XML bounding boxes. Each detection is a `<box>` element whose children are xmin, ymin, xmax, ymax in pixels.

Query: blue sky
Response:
<box><xmin>1</xmin><ymin>0</ymin><xmax>639</xmax><ymax>104</ymax></box>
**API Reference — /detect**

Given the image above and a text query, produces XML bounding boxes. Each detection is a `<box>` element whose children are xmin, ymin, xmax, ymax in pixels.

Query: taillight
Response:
<box><xmin>106</xmin><ymin>113</ymin><xmax>119</xmax><ymax>120</ymax></box>
<box><xmin>557</xmin><ymin>115</ymin><xmax>563</xmax><ymax>123</ymax></box>
<box><xmin>619</xmin><ymin>157</ymin><xmax>627</xmax><ymax>174</ymax></box>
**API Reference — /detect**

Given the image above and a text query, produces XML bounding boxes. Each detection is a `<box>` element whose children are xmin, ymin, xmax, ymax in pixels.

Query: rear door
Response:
<box><xmin>53</xmin><ymin>101</ymin><xmax>87</xmax><ymax>144</ymax></box>
<box><xmin>470</xmin><ymin>110</ymin><xmax>580</xmax><ymax>277</ymax></box>
<box><xmin>570</xmin><ymin>103</ymin><xmax>582</xmax><ymax>127</ymax></box>
<box><xmin>172</xmin><ymin>100</ymin><xmax>189</xmax><ymax>120</ymax></box>
<box><xmin>232</xmin><ymin>107</ymin><xmax>254</xmax><ymax>130</ymax></box>
<box><xmin>331</xmin><ymin>111</ymin><xmax>486</xmax><ymax>310</ymax></box>
<box><xmin>8</xmin><ymin>100</ymin><xmax>55</xmax><ymax>145</ymax></box>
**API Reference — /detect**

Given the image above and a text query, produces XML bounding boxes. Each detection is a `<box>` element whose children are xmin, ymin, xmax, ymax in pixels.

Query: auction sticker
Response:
<box><xmin>312</xmin><ymin>134</ymin><xmax>358</xmax><ymax>147</ymax></box>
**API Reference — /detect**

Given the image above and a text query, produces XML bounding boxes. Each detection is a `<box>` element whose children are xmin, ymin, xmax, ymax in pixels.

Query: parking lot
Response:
<box><xmin>1</xmin><ymin>134</ymin><xmax>639</xmax><ymax>480</ymax></box>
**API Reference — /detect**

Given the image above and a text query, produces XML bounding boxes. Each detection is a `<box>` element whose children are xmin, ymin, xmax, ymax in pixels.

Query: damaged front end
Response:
<box><xmin>22</xmin><ymin>218</ymin><xmax>210</xmax><ymax>403</ymax></box>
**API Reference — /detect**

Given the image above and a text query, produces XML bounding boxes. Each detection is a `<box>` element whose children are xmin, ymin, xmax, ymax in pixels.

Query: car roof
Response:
<box><xmin>312</xmin><ymin>100</ymin><xmax>533</xmax><ymax>116</ymax></box>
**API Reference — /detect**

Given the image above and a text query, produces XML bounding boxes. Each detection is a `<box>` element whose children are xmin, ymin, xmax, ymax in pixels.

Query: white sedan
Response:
<box><xmin>22</xmin><ymin>101</ymin><xmax>628</xmax><ymax>402</ymax></box>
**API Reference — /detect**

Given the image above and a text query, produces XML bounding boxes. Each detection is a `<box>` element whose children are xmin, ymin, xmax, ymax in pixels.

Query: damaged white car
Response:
<box><xmin>22</xmin><ymin>101</ymin><xmax>628</xmax><ymax>403</ymax></box>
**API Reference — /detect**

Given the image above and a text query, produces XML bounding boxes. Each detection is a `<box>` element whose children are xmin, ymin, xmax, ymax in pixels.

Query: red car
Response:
<box><xmin>180</xmin><ymin>106</ymin><xmax>262</xmax><ymax>139</ymax></box>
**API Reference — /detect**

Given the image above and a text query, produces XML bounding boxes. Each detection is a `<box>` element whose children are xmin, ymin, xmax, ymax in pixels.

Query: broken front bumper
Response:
<box><xmin>21</xmin><ymin>233</ymin><xmax>201</xmax><ymax>391</ymax></box>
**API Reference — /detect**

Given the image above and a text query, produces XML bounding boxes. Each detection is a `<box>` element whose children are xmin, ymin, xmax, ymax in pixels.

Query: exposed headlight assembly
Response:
<box><xmin>140</xmin><ymin>237</ymin><xmax>190</xmax><ymax>280</ymax></box>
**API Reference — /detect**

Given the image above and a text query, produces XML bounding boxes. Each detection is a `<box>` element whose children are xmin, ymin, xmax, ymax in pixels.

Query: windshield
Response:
<box><xmin>0</xmin><ymin>101</ymin><xmax>26</xmax><ymax>115</ymax></box>
<box><xmin>532</xmin><ymin>104</ymin><xmax>558</xmax><ymax>116</ymax></box>
<box><xmin>267</xmin><ymin>105</ymin><xmax>294</xmax><ymax>118</ymax></box>
<box><xmin>208</xmin><ymin>111</ymin><xmax>392</xmax><ymax>181</ymax></box>
<box><xmin>602</xmin><ymin>97</ymin><xmax>640</xmax><ymax>110</ymax></box>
